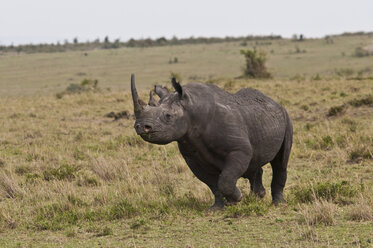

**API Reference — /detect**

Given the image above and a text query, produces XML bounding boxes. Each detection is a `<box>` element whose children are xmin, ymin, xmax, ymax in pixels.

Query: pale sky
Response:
<box><xmin>1</xmin><ymin>0</ymin><xmax>373</xmax><ymax>45</ymax></box>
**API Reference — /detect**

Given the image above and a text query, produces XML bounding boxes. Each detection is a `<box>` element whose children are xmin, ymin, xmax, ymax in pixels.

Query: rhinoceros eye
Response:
<box><xmin>165</xmin><ymin>113</ymin><xmax>172</xmax><ymax>120</ymax></box>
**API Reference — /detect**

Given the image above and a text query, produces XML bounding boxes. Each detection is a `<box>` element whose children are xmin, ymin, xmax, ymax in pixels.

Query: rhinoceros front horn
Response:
<box><xmin>131</xmin><ymin>74</ymin><xmax>145</xmax><ymax>116</ymax></box>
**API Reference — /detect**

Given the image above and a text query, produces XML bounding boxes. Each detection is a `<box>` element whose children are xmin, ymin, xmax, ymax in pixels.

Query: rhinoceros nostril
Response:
<box><xmin>144</xmin><ymin>125</ymin><xmax>152</xmax><ymax>133</ymax></box>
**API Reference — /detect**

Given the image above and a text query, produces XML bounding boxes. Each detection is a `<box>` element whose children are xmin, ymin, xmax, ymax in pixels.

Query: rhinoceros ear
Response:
<box><xmin>154</xmin><ymin>85</ymin><xmax>169</xmax><ymax>99</ymax></box>
<box><xmin>172</xmin><ymin>77</ymin><xmax>183</xmax><ymax>97</ymax></box>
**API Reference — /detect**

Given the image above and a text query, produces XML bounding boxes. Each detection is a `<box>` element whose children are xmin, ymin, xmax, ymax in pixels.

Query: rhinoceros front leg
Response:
<box><xmin>180</xmin><ymin>155</ymin><xmax>224</xmax><ymax>209</ymax></box>
<box><xmin>218</xmin><ymin>151</ymin><xmax>250</xmax><ymax>203</ymax></box>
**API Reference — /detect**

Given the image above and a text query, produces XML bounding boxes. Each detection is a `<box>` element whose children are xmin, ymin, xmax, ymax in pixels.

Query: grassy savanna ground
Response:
<box><xmin>0</xmin><ymin>34</ymin><xmax>373</xmax><ymax>247</ymax></box>
<box><xmin>1</xmin><ymin>34</ymin><xmax>373</xmax><ymax>96</ymax></box>
<box><xmin>0</xmin><ymin>76</ymin><xmax>372</xmax><ymax>247</ymax></box>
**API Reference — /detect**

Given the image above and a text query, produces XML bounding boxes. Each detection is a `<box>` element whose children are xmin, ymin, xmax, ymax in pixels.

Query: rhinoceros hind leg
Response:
<box><xmin>247</xmin><ymin>167</ymin><xmax>266</xmax><ymax>199</ymax></box>
<box><xmin>270</xmin><ymin>123</ymin><xmax>292</xmax><ymax>205</ymax></box>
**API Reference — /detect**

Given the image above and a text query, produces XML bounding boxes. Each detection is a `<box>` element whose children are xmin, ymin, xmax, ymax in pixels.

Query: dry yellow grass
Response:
<box><xmin>0</xmin><ymin>76</ymin><xmax>372</xmax><ymax>247</ymax></box>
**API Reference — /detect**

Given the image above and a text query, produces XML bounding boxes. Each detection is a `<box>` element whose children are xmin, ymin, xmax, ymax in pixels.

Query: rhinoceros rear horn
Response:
<box><xmin>130</xmin><ymin>74</ymin><xmax>145</xmax><ymax>116</ymax></box>
<box><xmin>148</xmin><ymin>90</ymin><xmax>159</xmax><ymax>106</ymax></box>
<box><xmin>172</xmin><ymin>77</ymin><xmax>182</xmax><ymax>96</ymax></box>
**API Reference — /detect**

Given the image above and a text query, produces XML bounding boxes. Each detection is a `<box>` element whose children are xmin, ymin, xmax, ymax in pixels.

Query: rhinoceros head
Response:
<box><xmin>131</xmin><ymin>74</ymin><xmax>189</xmax><ymax>144</ymax></box>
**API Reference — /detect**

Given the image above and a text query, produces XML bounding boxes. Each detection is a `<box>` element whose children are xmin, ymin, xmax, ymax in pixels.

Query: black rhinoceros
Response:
<box><xmin>131</xmin><ymin>74</ymin><xmax>293</xmax><ymax>208</ymax></box>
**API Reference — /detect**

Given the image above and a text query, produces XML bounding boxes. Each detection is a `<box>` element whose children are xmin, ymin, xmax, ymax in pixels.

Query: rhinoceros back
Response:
<box><xmin>233</xmin><ymin>87</ymin><xmax>288</xmax><ymax>165</ymax></box>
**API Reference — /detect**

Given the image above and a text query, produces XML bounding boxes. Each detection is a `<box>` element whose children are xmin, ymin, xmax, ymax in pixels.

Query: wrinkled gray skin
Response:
<box><xmin>131</xmin><ymin>74</ymin><xmax>293</xmax><ymax>208</ymax></box>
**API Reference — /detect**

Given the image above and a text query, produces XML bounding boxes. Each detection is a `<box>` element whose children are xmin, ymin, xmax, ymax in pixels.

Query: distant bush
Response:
<box><xmin>295</xmin><ymin>46</ymin><xmax>306</xmax><ymax>53</ymax></box>
<box><xmin>168</xmin><ymin>57</ymin><xmax>179</xmax><ymax>64</ymax></box>
<box><xmin>56</xmin><ymin>79</ymin><xmax>99</xmax><ymax>98</ymax></box>
<box><xmin>354</xmin><ymin>47</ymin><xmax>372</xmax><ymax>57</ymax></box>
<box><xmin>335</xmin><ymin>68</ymin><xmax>354</xmax><ymax>77</ymax></box>
<box><xmin>290</xmin><ymin>74</ymin><xmax>306</xmax><ymax>82</ymax></box>
<box><xmin>311</xmin><ymin>74</ymin><xmax>322</xmax><ymax>81</ymax></box>
<box><xmin>0</xmin><ymin>34</ymin><xmax>282</xmax><ymax>54</ymax></box>
<box><xmin>240</xmin><ymin>41</ymin><xmax>248</xmax><ymax>46</ymax></box>
<box><xmin>240</xmin><ymin>49</ymin><xmax>272</xmax><ymax>78</ymax></box>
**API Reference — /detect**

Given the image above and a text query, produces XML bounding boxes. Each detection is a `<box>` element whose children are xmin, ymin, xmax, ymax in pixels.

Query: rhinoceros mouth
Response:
<box><xmin>139</xmin><ymin>131</ymin><xmax>158</xmax><ymax>139</ymax></box>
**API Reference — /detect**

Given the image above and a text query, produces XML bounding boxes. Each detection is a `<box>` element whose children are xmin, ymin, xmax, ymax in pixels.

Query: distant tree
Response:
<box><xmin>73</xmin><ymin>37</ymin><xmax>78</xmax><ymax>44</ymax></box>
<box><xmin>240</xmin><ymin>49</ymin><xmax>272</xmax><ymax>78</ymax></box>
<box><xmin>104</xmin><ymin>36</ymin><xmax>109</xmax><ymax>43</ymax></box>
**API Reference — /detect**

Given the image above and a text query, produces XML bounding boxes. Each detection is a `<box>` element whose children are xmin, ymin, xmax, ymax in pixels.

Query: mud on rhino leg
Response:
<box><xmin>218</xmin><ymin>152</ymin><xmax>250</xmax><ymax>203</ymax></box>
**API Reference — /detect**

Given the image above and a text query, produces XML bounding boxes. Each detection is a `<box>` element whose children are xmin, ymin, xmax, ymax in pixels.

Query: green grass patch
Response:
<box><xmin>327</xmin><ymin>104</ymin><xmax>345</xmax><ymax>116</ymax></box>
<box><xmin>224</xmin><ymin>195</ymin><xmax>269</xmax><ymax>218</ymax></box>
<box><xmin>292</xmin><ymin>181</ymin><xmax>358</xmax><ymax>204</ymax></box>
<box><xmin>43</xmin><ymin>163</ymin><xmax>79</xmax><ymax>181</ymax></box>
<box><xmin>107</xmin><ymin>199</ymin><xmax>138</xmax><ymax>220</ymax></box>
<box><xmin>348</xmin><ymin>95</ymin><xmax>373</xmax><ymax>107</ymax></box>
<box><xmin>33</xmin><ymin>203</ymin><xmax>80</xmax><ymax>231</ymax></box>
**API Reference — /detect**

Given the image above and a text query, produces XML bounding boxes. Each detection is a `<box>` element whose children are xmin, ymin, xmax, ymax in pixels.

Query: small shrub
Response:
<box><xmin>327</xmin><ymin>104</ymin><xmax>345</xmax><ymax>116</ymax></box>
<box><xmin>56</xmin><ymin>79</ymin><xmax>99</xmax><ymax>98</ymax></box>
<box><xmin>240</xmin><ymin>49</ymin><xmax>272</xmax><ymax>78</ymax></box>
